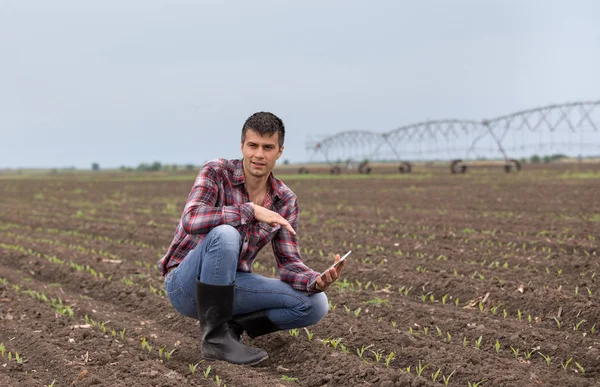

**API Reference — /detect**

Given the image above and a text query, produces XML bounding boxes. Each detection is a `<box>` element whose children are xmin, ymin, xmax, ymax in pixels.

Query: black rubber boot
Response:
<box><xmin>196</xmin><ymin>280</ymin><xmax>268</xmax><ymax>365</ymax></box>
<box><xmin>232</xmin><ymin>310</ymin><xmax>279</xmax><ymax>338</ymax></box>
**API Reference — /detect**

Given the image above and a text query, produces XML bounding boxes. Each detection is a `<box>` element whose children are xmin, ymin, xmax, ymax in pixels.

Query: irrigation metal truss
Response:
<box><xmin>304</xmin><ymin>100</ymin><xmax>600</xmax><ymax>174</ymax></box>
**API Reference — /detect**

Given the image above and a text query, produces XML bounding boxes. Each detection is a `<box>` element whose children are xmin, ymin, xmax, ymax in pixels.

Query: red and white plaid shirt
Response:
<box><xmin>158</xmin><ymin>158</ymin><xmax>321</xmax><ymax>293</ymax></box>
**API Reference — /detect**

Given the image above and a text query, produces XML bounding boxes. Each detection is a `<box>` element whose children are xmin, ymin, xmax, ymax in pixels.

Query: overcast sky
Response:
<box><xmin>1</xmin><ymin>0</ymin><xmax>599</xmax><ymax>169</ymax></box>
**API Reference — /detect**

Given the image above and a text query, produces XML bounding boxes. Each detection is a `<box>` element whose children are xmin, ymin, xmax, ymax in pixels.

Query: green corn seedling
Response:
<box><xmin>475</xmin><ymin>336</ymin><xmax>482</xmax><ymax>349</ymax></box>
<box><xmin>303</xmin><ymin>328</ymin><xmax>313</xmax><ymax>341</ymax></box>
<box><xmin>524</xmin><ymin>349</ymin><xmax>536</xmax><ymax>359</ymax></box>
<box><xmin>554</xmin><ymin>317</ymin><xmax>561</xmax><ymax>329</ymax></box>
<box><xmin>165</xmin><ymin>349</ymin><xmax>175</xmax><ymax>360</ymax></box>
<box><xmin>442</xmin><ymin>370</ymin><xmax>456</xmax><ymax>386</ymax></box>
<box><xmin>415</xmin><ymin>360</ymin><xmax>430</xmax><ymax>377</ymax></box>
<box><xmin>510</xmin><ymin>347</ymin><xmax>519</xmax><ymax>358</ymax></box>
<box><xmin>538</xmin><ymin>352</ymin><xmax>551</xmax><ymax>366</ymax></box>
<box><xmin>330</xmin><ymin>338</ymin><xmax>342</xmax><ymax>349</ymax></box>
<box><xmin>561</xmin><ymin>357</ymin><xmax>573</xmax><ymax>370</ymax></box>
<box><xmin>384</xmin><ymin>352</ymin><xmax>395</xmax><ymax>367</ymax></box>
<box><xmin>431</xmin><ymin>368</ymin><xmax>441</xmax><ymax>383</ymax></box>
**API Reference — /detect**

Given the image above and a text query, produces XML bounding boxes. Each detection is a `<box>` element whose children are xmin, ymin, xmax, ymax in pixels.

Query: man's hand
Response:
<box><xmin>252</xmin><ymin>204</ymin><xmax>296</xmax><ymax>235</ymax></box>
<box><xmin>315</xmin><ymin>253</ymin><xmax>346</xmax><ymax>291</ymax></box>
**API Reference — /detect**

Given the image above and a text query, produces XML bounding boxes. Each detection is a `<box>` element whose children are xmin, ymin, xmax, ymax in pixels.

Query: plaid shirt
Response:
<box><xmin>158</xmin><ymin>158</ymin><xmax>321</xmax><ymax>293</ymax></box>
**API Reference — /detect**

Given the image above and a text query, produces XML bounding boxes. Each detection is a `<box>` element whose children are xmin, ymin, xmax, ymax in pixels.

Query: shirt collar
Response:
<box><xmin>233</xmin><ymin>159</ymin><xmax>281</xmax><ymax>199</ymax></box>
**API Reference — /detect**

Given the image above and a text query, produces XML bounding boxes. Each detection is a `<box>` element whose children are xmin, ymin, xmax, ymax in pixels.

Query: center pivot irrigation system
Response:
<box><xmin>303</xmin><ymin>100</ymin><xmax>600</xmax><ymax>174</ymax></box>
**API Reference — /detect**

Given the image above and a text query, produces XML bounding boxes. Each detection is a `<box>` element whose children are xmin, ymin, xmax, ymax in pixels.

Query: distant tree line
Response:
<box><xmin>519</xmin><ymin>154</ymin><xmax>569</xmax><ymax>164</ymax></box>
<box><xmin>119</xmin><ymin>162</ymin><xmax>197</xmax><ymax>172</ymax></box>
<box><xmin>90</xmin><ymin>162</ymin><xmax>197</xmax><ymax>172</ymax></box>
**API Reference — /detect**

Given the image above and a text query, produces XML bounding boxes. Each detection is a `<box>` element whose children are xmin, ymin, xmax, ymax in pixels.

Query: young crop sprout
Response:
<box><xmin>494</xmin><ymin>340</ymin><xmax>501</xmax><ymax>353</ymax></box>
<box><xmin>553</xmin><ymin>317</ymin><xmax>562</xmax><ymax>329</ymax></box>
<box><xmin>503</xmin><ymin>309</ymin><xmax>508</xmax><ymax>319</ymax></box>
<box><xmin>165</xmin><ymin>349</ymin><xmax>175</xmax><ymax>361</ymax></box>
<box><xmin>288</xmin><ymin>329</ymin><xmax>299</xmax><ymax>337</ymax></box>
<box><xmin>356</xmin><ymin>344</ymin><xmax>373</xmax><ymax>359</ymax></box>
<box><xmin>475</xmin><ymin>336</ymin><xmax>482</xmax><ymax>349</ymax></box>
<box><xmin>442</xmin><ymin>370</ymin><xmax>456</xmax><ymax>386</ymax></box>
<box><xmin>538</xmin><ymin>352</ymin><xmax>552</xmax><ymax>366</ymax></box>
<box><xmin>524</xmin><ymin>349</ymin><xmax>536</xmax><ymax>359</ymax></box>
<box><xmin>561</xmin><ymin>357</ymin><xmax>573</xmax><ymax>370</ymax></box>
<box><xmin>189</xmin><ymin>362</ymin><xmax>200</xmax><ymax>374</ymax></box>
<box><xmin>370</xmin><ymin>349</ymin><xmax>383</xmax><ymax>363</ymax></box>
<box><xmin>203</xmin><ymin>365</ymin><xmax>212</xmax><ymax>379</ymax></box>
<box><xmin>384</xmin><ymin>352</ymin><xmax>395</xmax><ymax>367</ymax></box>
<box><xmin>120</xmin><ymin>328</ymin><xmax>126</xmax><ymax>340</ymax></box>
<box><xmin>415</xmin><ymin>360</ymin><xmax>430</xmax><ymax>377</ymax></box>
<box><xmin>0</xmin><ymin>343</ymin><xmax>5</xmax><ymax>357</ymax></box>
<box><xmin>328</xmin><ymin>300</ymin><xmax>337</xmax><ymax>311</ymax></box>
<box><xmin>431</xmin><ymin>369</ymin><xmax>441</xmax><ymax>383</ymax></box>
<box><xmin>446</xmin><ymin>332</ymin><xmax>452</xmax><ymax>343</ymax></box>
<box><xmin>330</xmin><ymin>338</ymin><xmax>342</xmax><ymax>349</ymax></box>
<box><xmin>575</xmin><ymin>362</ymin><xmax>585</xmax><ymax>374</ymax></box>
<box><xmin>353</xmin><ymin>307</ymin><xmax>361</xmax><ymax>318</ymax></box>
<box><xmin>435</xmin><ymin>326</ymin><xmax>442</xmax><ymax>337</ymax></box>
<box><xmin>468</xmin><ymin>380</ymin><xmax>486</xmax><ymax>387</ymax></box>
<box><xmin>575</xmin><ymin>319</ymin><xmax>586</xmax><ymax>331</ymax></box>
<box><xmin>303</xmin><ymin>328</ymin><xmax>313</xmax><ymax>341</ymax></box>
<box><xmin>463</xmin><ymin>337</ymin><xmax>467</xmax><ymax>347</ymax></box>
<box><xmin>281</xmin><ymin>375</ymin><xmax>299</xmax><ymax>382</ymax></box>
<box><xmin>215</xmin><ymin>375</ymin><xmax>223</xmax><ymax>386</ymax></box>
<box><xmin>510</xmin><ymin>347</ymin><xmax>520</xmax><ymax>358</ymax></box>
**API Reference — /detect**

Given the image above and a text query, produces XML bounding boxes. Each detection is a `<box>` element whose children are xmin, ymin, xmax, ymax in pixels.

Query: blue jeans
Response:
<box><xmin>165</xmin><ymin>225</ymin><xmax>329</xmax><ymax>330</ymax></box>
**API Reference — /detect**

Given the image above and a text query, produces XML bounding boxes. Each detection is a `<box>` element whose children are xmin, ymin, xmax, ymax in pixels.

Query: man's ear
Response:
<box><xmin>277</xmin><ymin>146</ymin><xmax>284</xmax><ymax>159</ymax></box>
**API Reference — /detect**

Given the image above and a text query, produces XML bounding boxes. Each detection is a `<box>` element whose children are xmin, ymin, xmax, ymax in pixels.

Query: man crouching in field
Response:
<box><xmin>158</xmin><ymin>112</ymin><xmax>346</xmax><ymax>365</ymax></box>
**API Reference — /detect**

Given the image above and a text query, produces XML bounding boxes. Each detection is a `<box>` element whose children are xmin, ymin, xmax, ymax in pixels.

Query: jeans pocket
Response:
<box><xmin>166</xmin><ymin>274</ymin><xmax>197</xmax><ymax>319</ymax></box>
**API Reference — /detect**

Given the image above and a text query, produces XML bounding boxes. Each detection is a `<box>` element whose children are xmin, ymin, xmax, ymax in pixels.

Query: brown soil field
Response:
<box><xmin>1</xmin><ymin>164</ymin><xmax>599</xmax><ymax>387</ymax></box>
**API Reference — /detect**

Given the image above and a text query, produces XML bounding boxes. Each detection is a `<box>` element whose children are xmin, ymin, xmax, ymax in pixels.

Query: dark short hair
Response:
<box><xmin>241</xmin><ymin>112</ymin><xmax>285</xmax><ymax>148</ymax></box>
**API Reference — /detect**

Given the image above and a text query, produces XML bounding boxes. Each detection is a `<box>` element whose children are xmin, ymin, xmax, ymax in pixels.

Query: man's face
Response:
<box><xmin>241</xmin><ymin>129</ymin><xmax>284</xmax><ymax>179</ymax></box>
